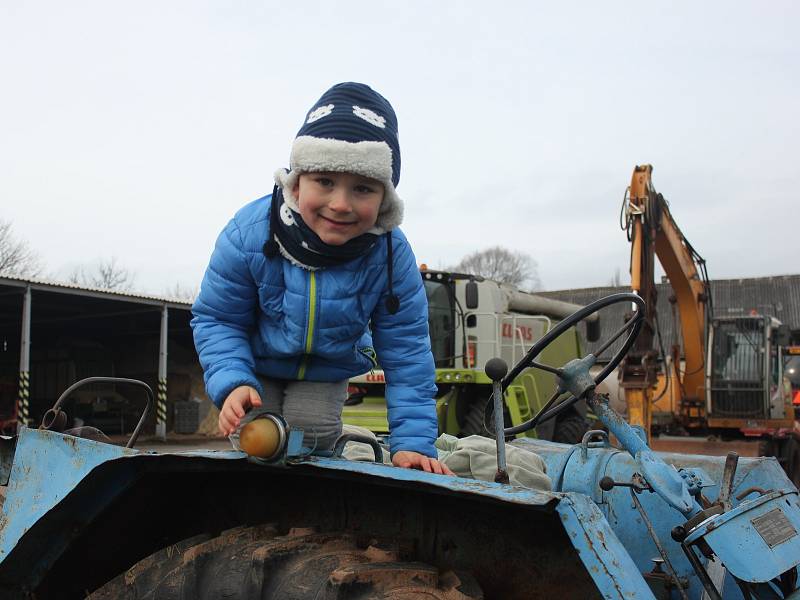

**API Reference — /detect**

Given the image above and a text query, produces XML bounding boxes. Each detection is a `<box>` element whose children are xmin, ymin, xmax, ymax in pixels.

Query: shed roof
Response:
<box><xmin>0</xmin><ymin>274</ymin><xmax>192</xmax><ymax>309</ymax></box>
<box><xmin>539</xmin><ymin>274</ymin><xmax>800</xmax><ymax>359</ymax></box>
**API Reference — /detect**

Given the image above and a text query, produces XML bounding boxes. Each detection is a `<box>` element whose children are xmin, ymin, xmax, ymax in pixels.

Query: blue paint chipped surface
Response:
<box><xmin>0</xmin><ymin>428</ymin><xmax>135</xmax><ymax>559</ymax></box>
<box><xmin>557</xmin><ymin>492</ymin><xmax>655</xmax><ymax>599</ymax></box>
<box><xmin>688</xmin><ymin>489</ymin><xmax>800</xmax><ymax>583</ymax></box>
<box><xmin>0</xmin><ymin>429</ymin><xmax>240</xmax><ymax>561</ymax></box>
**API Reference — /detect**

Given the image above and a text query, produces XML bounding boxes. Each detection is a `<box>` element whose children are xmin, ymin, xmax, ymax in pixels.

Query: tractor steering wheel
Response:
<box><xmin>498</xmin><ymin>292</ymin><xmax>645</xmax><ymax>436</ymax></box>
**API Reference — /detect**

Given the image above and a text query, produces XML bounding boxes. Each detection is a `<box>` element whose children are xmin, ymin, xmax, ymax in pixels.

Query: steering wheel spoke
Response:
<box><xmin>593</xmin><ymin>316</ymin><xmax>640</xmax><ymax>362</ymax></box>
<box><xmin>528</xmin><ymin>360</ymin><xmax>564</xmax><ymax>377</ymax></box>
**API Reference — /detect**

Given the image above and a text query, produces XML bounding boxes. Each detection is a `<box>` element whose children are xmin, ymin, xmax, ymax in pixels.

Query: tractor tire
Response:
<box><xmin>460</xmin><ymin>397</ymin><xmax>490</xmax><ymax>438</ymax></box>
<box><xmin>551</xmin><ymin>411</ymin><xmax>589</xmax><ymax>445</ymax></box>
<box><xmin>460</xmin><ymin>397</ymin><xmax>588</xmax><ymax>444</ymax></box>
<box><xmin>459</xmin><ymin>396</ymin><xmax>511</xmax><ymax>440</ymax></box>
<box><xmin>88</xmin><ymin>524</ymin><xmax>483</xmax><ymax>600</ymax></box>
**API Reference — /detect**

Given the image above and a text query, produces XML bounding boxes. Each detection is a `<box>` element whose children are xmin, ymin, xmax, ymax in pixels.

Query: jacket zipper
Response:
<box><xmin>297</xmin><ymin>271</ymin><xmax>317</xmax><ymax>380</ymax></box>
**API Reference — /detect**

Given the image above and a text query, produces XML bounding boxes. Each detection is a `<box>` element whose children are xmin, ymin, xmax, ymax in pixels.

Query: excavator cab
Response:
<box><xmin>707</xmin><ymin>316</ymin><xmax>793</xmax><ymax>422</ymax></box>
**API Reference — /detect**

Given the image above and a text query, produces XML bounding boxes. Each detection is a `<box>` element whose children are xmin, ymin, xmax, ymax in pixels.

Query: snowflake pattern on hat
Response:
<box><xmin>306</xmin><ymin>104</ymin><xmax>334</xmax><ymax>124</ymax></box>
<box><xmin>352</xmin><ymin>105</ymin><xmax>385</xmax><ymax>128</ymax></box>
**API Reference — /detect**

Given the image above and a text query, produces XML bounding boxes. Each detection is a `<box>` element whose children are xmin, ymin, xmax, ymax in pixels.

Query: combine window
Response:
<box><xmin>424</xmin><ymin>280</ymin><xmax>455</xmax><ymax>368</ymax></box>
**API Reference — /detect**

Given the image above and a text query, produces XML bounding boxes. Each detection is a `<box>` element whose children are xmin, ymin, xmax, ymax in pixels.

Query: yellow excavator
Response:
<box><xmin>619</xmin><ymin>164</ymin><xmax>799</xmax><ymax>485</ymax></box>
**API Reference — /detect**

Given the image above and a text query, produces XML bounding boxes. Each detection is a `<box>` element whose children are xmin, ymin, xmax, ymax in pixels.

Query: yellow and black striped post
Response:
<box><xmin>17</xmin><ymin>286</ymin><xmax>32</xmax><ymax>431</ymax></box>
<box><xmin>17</xmin><ymin>371</ymin><xmax>30</xmax><ymax>429</ymax></box>
<box><xmin>157</xmin><ymin>377</ymin><xmax>168</xmax><ymax>429</ymax></box>
<box><xmin>156</xmin><ymin>305</ymin><xmax>168</xmax><ymax>440</ymax></box>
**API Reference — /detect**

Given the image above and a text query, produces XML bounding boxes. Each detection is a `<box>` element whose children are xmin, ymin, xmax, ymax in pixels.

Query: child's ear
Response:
<box><xmin>292</xmin><ymin>180</ymin><xmax>300</xmax><ymax>199</ymax></box>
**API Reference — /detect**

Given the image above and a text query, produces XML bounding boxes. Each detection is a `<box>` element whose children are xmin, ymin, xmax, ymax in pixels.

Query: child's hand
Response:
<box><xmin>391</xmin><ymin>451</ymin><xmax>455</xmax><ymax>476</ymax></box>
<box><xmin>219</xmin><ymin>386</ymin><xmax>262</xmax><ymax>436</ymax></box>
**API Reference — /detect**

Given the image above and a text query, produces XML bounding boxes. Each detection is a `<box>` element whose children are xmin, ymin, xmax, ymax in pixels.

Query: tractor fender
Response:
<box><xmin>0</xmin><ymin>428</ymin><xmax>659</xmax><ymax>599</ymax></box>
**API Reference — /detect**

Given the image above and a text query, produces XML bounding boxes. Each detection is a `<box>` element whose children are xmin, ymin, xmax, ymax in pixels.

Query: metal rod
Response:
<box><xmin>717</xmin><ymin>452</ymin><xmax>739</xmax><ymax>511</ymax></box>
<box><xmin>332</xmin><ymin>434</ymin><xmax>384</xmax><ymax>463</ymax></box>
<box><xmin>681</xmin><ymin>543</ymin><xmax>723</xmax><ymax>600</ymax></box>
<box><xmin>48</xmin><ymin>377</ymin><xmax>153</xmax><ymax>448</ymax></box>
<box><xmin>629</xmin><ymin>486</ymin><xmax>690</xmax><ymax>600</ymax></box>
<box><xmin>492</xmin><ymin>379</ymin><xmax>508</xmax><ymax>483</ymax></box>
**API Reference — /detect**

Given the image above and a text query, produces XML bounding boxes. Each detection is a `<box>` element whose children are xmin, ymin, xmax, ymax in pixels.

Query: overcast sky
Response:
<box><xmin>2</xmin><ymin>1</ymin><xmax>798</xmax><ymax>296</ymax></box>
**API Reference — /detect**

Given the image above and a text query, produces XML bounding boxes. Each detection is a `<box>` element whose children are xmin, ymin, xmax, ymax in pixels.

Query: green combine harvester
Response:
<box><xmin>344</xmin><ymin>269</ymin><xmax>600</xmax><ymax>443</ymax></box>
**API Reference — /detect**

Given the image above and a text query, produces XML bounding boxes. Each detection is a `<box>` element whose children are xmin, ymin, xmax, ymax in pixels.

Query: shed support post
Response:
<box><xmin>155</xmin><ymin>305</ymin><xmax>168</xmax><ymax>440</ymax></box>
<box><xmin>17</xmin><ymin>286</ymin><xmax>31</xmax><ymax>432</ymax></box>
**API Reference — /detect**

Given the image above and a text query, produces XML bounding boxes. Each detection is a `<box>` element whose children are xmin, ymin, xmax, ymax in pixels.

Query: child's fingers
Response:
<box><xmin>248</xmin><ymin>388</ymin><xmax>262</xmax><ymax>408</ymax></box>
<box><xmin>219</xmin><ymin>410</ymin><xmax>236</xmax><ymax>436</ymax></box>
<box><xmin>393</xmin><ymin>451</ymin><xmax>453</xmax><ymax>475</ymax></box>
<box><xmin>432</xmin><ymin>459</ymin><xmax>454</xmax><ymax>476</ymax></box>
<box><xmin>230</xmin><ymin>400</ymin><xmax>245</xmax><ymax>419</ymax></box>
<box><xmin>391</xmin><ymin>452</ymin><xmax>411</xmax><ymax>468</ymax></box>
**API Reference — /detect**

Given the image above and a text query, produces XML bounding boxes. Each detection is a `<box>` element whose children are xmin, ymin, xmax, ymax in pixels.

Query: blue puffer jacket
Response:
<box><xmin>191</xmin><ymin>195</ymin><xmax>438</xmax><ymax>457</ymax></box>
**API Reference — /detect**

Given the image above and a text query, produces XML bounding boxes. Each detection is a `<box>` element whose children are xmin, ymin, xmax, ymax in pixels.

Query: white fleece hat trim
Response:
<box><xmin>274</xmin><ymin>136</ymin><xmax>404</xmax><ymax>233</ymax></box>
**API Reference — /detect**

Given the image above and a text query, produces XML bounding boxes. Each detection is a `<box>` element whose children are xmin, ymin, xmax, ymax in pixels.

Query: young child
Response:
<box><xmin>192</xmin><ymin>82</ymin><xmax>452</xmax><ymax>475</ymax></box>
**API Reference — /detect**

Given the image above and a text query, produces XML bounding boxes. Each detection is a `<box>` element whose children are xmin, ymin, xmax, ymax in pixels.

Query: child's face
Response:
<box><xmin>293</xmin><ymin>172</ymin><xmax>384</xmax><ymax>245</ymax></box>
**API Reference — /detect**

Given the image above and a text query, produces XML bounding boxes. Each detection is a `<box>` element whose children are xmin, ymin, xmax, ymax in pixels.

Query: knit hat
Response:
<box><xmin>274</xmin><ymin>82</ymin><xmax>403</xmax><ymax>233</ymax></box>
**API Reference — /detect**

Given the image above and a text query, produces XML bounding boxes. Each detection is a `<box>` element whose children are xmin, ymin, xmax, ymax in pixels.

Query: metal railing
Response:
<box><xmin>463</xmin><ymin>312</ymin><xmax>552</xmax><ymax>369</ymax></box>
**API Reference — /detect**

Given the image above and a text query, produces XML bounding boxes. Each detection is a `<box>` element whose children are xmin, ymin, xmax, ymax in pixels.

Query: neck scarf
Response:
<box><xmin>264</xmin><ymin>186</ymin><xmax>379</xmax><ymax>270</ymax></box>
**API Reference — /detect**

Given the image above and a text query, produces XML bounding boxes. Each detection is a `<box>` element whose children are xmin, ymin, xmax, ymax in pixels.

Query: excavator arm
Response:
<box><xmin>621</xmin><ymin>165</ymin><xmax>710</xmax><ymax>433</ymax></box>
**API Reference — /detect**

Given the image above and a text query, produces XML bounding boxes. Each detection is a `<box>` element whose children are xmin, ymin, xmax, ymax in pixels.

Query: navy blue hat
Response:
<box><xmin>275</xmin><ymin>82</ymin><xmax>403</xmax><ymax>232</ymax></box>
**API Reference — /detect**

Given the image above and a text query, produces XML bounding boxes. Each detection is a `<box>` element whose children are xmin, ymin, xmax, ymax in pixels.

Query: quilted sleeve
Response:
<box><xmin>371</xmin><ymin>233</ymin><xmax>438</xmax><ymax>457</ymax></box>
<box><xmin>191</xmin><ymin>218</ymin><xmax>263</xmax><ymax>407</ymax></box>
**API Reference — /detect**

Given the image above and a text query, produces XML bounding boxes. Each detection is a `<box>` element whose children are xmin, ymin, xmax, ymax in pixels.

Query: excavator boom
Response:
<box><xmin>621</xmin><ymin>164</ymin><xmax>709</xmax><ymax>431</ymax></box>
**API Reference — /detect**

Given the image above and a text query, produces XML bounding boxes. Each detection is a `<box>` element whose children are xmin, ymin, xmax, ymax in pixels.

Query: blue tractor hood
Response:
<box><xmin>0</xmin><ymin>427</ymin><xmax>655</xmax><ymax>599</ymax></box>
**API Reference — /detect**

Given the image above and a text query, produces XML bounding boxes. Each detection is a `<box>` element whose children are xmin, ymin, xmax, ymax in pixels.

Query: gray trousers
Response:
<box><xmin>230</xmin><ymin>377</ymin><xmax>349</xmax><ymax>452</ymax></box>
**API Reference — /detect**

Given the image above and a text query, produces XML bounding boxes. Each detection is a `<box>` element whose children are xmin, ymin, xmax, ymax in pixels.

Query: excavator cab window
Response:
<box><xmin>710</xmin><ymin>319</ymin><xmax>767</xmax><ymax>418</ymax></box>
<box><xmin>720</xmin><ymin>330</ymin><xmax>761</xmax><ymax>382</ymax></box>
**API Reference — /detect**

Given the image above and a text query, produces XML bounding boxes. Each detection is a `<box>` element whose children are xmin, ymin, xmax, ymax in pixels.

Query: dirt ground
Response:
<box><xmin>650</xmin><ymin>435</ymin><xmax>762</xmax><ymax>457</ymax></box>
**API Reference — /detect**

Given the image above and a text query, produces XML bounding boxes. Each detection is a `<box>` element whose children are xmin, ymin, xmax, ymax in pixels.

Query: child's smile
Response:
<box><xmin>293</xmin><ymin>172</ymin><xmax>384</xmax><ymax>245</ymax></box>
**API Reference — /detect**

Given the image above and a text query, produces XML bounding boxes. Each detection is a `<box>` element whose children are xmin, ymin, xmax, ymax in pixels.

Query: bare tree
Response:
<box><xmin>165</xmin><ymin>282</ymin><xmax>199</xmax><ymax>302</ymax></box>
<box><xmin>68</xmin><ymin>257</ymin><xmax>136</xmax><ymax>291</ymax></box>
<box><xmin>0</xmin><ymin>219</ymin><xmax>43</xmax><ymax>277</ymax></box>
<box><xmin>451</xmin><ymin>246</ymin><xmax>541</xmax><ymax>290</ymax></box>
